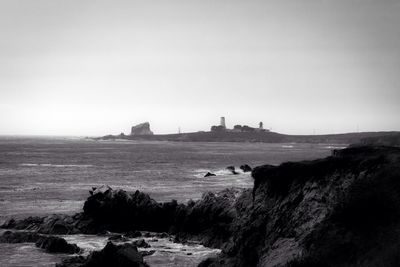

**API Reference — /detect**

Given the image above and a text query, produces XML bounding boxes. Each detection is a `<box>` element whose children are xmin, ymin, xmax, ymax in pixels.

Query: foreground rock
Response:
<box><xmin>2</xmin><ymin>188</ymin><xmax>243</xmax><ymax>248</ymax></box>
<box><xmin>36</xmin><ymin>236</ymin><xmax>80</xmax><ymax>254</ymax></box>
<box><xmin>57</xmin><ymin>241</ymin><xmax>148</xmax><ymax>267</ymax></box>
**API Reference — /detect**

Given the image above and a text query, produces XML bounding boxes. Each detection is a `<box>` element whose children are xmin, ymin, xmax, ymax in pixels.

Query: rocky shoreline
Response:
<box><xmin>2</xmin><ymin>145</ymin><xmax>400</xmax><ymax>266</ymax></box>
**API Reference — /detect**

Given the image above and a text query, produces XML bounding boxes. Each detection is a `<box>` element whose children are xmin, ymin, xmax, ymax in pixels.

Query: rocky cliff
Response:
<box><xmin>201</xmin><ymin>145</ymin><xmax>400</xmax><ymax>266</ymax></box>
<box><xmin>130</xmin><ymin>122</ymin><xmax>153</xmax><ymax>136</ymax></box>
<box><xmin>3</xmin><ymin>146</ymin><xmax>400</xmax><ymax>267</ymax></box>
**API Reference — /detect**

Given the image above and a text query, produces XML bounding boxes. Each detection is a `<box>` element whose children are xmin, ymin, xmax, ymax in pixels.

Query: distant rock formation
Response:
<box><xmin>130</xmin><ymin>122</ymin><xmax>153</xmax><ymax>136</ymax></box>
<box><xmin>240</xmin><ymin>164</ymin><xmax>252</xmax><ymax>172</ymax></box>
<box><xmin>204</xmin><ymin>172</ymin><xmax>216</xmax><ymax>177</ymax></box>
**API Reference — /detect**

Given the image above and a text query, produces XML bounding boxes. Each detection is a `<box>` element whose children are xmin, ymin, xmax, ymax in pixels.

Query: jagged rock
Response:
<box><xmin>204</xmin><ymin>172</ymin><xmax>216</xmax><ymax>177</ymax></box>
<box><xmin>130</xmin><ymin>122</ymin><xmax>154</xmax><ymax>136</ymax></box>
<box><xmin>200</xmin><ymin>146</ymin><xmax>400</xmax><ymax>267</ymax></box>
<box><xmin>1</xmin><ymin>216</ymin><xmax>44</xmax><ymax>231</ymax></box>
<box><xmin>57</xmin><ymin>241</ymin><xmax>148</xmax><ymax>267</ymax></box>
<box><xmin>226</xmin><ymin>166</ymin><xmax>238</xmax><ymax>175</ymax></box>
<box><xmin>35</xmin><ymin>236</ymin><xmax>80</xmax><ymax>254</ymax></box>
<box><xmin>239</xmin><ymin>164</ymin><xmax>252</xmax><ymax>172</ymax></box>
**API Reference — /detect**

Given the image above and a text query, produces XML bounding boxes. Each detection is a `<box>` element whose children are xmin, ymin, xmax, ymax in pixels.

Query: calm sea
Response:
<box><xmin>0</xmin><ymin>137</ymin><xmax>342</xmax><ymax>266</ymax></box>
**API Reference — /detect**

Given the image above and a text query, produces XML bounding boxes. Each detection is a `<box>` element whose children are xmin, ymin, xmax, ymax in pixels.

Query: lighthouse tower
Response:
<box><xmin>220</xmin><ymin>117</ymin><xmax>226</xmax><ymax>129</ymax></box>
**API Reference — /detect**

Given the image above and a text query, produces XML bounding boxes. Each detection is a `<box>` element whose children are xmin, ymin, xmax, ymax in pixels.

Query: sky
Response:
<box><xmin>0</xmin><ymin>0</ymin><xmax>399</xmax><ymax>136</ymax></box>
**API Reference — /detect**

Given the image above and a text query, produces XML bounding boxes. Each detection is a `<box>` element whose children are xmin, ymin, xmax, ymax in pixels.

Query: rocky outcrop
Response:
<box><xmin>200</xmin><ymin>146</ymin><xmax>400</xmax><ymax>267</ymax></box>
<box><xmin>56</xmin><ymin>242</ymin><xmax>148</xmax><ymax>267</ymax></box>
<box><xmin>239</xmin><ymin>164</ymin><xmax>252</xmax><ymax>172</ymax></box>
<box><xmin>130</xmin><ymin>122</ymin><xmax>153</xmax><ymax>136</ymax></box>
<box><xmin>0</xmin><ymin>231</ymin><xmax>80</xmax><ymax>254</ymax></box>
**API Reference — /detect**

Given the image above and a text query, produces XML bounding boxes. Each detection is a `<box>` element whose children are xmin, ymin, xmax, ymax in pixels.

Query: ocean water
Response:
<box><xmin>0</xmin><ymin>136</ymin><xmax>341</xmax><ymax>266</ymax></box>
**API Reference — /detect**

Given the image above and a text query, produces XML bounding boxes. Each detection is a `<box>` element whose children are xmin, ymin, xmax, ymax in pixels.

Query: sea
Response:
<box><xmin>0</xmin><ymin>136</ymin><xmax>344</xmax><ymax>266</ymax></box>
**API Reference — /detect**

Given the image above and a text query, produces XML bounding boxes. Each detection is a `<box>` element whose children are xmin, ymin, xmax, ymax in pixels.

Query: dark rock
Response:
<box><xmin>239</xmin><ymin>164</ymin><xmax>252</xmax><ymax>172</ymax></box>
<box><xmin>58</xmin><ymin>241</ymin><xmax>147</xmax><ymax>267</ymax></box>
<box><xmin>199</xmin><ymin>146</ymin><xmax>400</xmax><ymax>267</ymax></box>
<box><xmin>35</xmin><ymin>236</ymin><xmax>80</xmax><ymax>254</ymax></box>
<box><xmin>226</xmin><ymin>166</ymin><xmax>238</xmax><ymax>175</ymax></box>
<box><xmin>56</xmin><ymin>256</ymin><xmax>87</xmax><ymax>267</ymax></box>
<box><xmin>143</xmin><ymin>232</ymin><xmax>152</xmax><ymax>238</ymax></box>
<box><xmin>126</xmin><ymin>231</ymin><xmax>142</xmax><ymax>238</ymax></box>
<box><xmin>132</xmin><ymin>239</ymin><xmax>150</xmax><ymax>248</ymax></box>
<box><xmin>92</xmin><ymin>242</ymin><xmax>147</xmax><ymax>266</ymax></box>
<box><xmin>0</xmin><ymin>230</ymin><xmax>41</xmax><ymax>243</ymax></box>
<box><xmin>1</xmin><ymin>216</ymin><xmax>44</xmax><ymax>231</ymax></box>
<box><xmin>204</xmin><ymin>172</ymin><xmax>216</xmax><ymax>177</ymax></box>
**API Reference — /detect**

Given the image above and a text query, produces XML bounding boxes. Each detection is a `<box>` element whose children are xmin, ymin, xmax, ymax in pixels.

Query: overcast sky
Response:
<box><xmin>0</xmin><ymin>0</ymin><xmax>399</xmax><ymax>135</ymax></box>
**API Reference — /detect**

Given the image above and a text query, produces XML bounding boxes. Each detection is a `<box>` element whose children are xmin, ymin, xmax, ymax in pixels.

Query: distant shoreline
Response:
<box><xmin>98</xmin><ymin>130</ymin><xmax>400</xmax><ymax>145</ymax></box>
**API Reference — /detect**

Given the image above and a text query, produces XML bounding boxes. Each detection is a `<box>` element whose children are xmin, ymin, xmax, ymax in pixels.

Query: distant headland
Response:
<box><xmin>99</xmin><ymin>117</ymin><xmax>400</xmax><ymax>146</ymax></box>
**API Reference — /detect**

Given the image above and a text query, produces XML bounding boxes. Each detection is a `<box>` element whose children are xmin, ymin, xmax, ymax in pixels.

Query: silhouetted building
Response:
<box><xmin>220</xmin><ymin>117</ymin><xmax>226</xmax><ymax>128</ymax></box>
